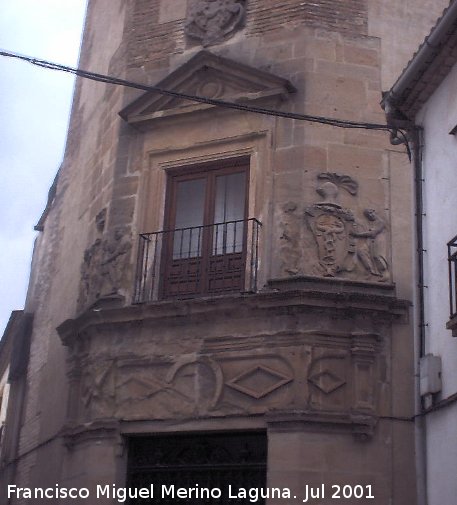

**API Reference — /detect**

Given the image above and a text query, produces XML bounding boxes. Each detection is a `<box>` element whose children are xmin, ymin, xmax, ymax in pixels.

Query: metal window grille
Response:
<box><xmin>126</xmin><ymin>432</ymin><xmax>267</xmax><ymax>505</ymax></box>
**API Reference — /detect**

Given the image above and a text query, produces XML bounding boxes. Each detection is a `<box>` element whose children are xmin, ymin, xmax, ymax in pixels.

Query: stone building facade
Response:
<box><xmin>0</xmin><ymin>1</ymin><xmax>451</xmax><ymax>504</ymax></box>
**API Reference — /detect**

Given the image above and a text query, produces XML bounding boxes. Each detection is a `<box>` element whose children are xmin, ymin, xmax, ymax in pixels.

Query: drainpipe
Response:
<box><xmin>413</xmin><ymin>127</ymin><xmax>426</xmax><ymax>358</ymax></box>
<box><xmin>412</xmin><ymin>126</ymin><xmax>428</xmax><ymax>505</ymax></box>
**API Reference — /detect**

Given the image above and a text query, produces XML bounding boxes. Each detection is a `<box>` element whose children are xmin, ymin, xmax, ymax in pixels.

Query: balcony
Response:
<box><xmin>134</xmin><ymin>218</ymin><xmax>261</xmax><ymax>303</ymax></box>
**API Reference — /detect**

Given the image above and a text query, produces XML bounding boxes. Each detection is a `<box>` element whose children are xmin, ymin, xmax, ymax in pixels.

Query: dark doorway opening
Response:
<box><xmin>127</xmin><ymin>431</ymin><xmax>267</xmax><ymax>504</ymax></box>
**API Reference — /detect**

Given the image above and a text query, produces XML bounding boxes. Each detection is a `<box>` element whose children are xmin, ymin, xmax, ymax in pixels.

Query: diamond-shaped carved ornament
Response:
<box><xmin>227</xmin><ymin>365</ymin><xmax>292</xmax><ymax>399</ymax></box>
<box><xmin>308</xmin><ymin>370</ymin><xmax>346</xmax><ymax>394</ymax></box>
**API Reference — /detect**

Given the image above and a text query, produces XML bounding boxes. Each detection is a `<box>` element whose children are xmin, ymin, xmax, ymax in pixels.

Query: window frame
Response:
<box><xmin>160</xmin><ymin>157</ymin><xmax>250</xmax><ymax>299</ymax></box>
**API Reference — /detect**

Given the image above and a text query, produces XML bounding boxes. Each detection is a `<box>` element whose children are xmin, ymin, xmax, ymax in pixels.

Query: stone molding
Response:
<box><xmin>58</xmin><ymin>280</ymin><xmax>408</xmax><ymax>346</ymax></box>
<box><xmin>265</xmin><ymin>410</ymin><xmax>376</xmax><ymax>441</ymax></box>
<box><xmin>119</xmin><ymin>50</ymin><xmax>295</xmax><ymax>129</ymax></box>
<box><xmin>56</xmin><ymin>281</ymin><xmax>408</xmax><ymax>439</ymax></box>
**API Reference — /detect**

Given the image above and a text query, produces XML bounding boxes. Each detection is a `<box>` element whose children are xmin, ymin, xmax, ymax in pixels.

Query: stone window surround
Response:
<box><xmin>136</xmin><ymin>130</ymin><xmax>273</xmax><ymax>291</ymax></box>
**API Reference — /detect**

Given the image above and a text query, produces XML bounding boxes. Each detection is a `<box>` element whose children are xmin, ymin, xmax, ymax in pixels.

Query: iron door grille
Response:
<box><xmin>127</xmin><ymin>432</ymin><xmax>267</xmax><ymax>504</ymax></box>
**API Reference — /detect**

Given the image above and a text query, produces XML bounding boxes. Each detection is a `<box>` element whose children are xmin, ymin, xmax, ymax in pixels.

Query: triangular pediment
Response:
<box><xmin>119</xmin><ymin>51</ymin><xmax>296</xmax><ymax>128</ymax></box>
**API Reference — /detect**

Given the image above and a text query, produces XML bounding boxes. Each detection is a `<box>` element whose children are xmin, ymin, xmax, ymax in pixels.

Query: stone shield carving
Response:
<box><xmin>305</xmin><ymin>173</ymin><xmax>390</xmax><ymax>282</ymax></box>
<box><xmin>306</xmin><ymin>202</ymin><xmax>357</xmax><ymax>277</ymax></box>
<box><xmin>185</xmin><ymin>0</ymin><xmax>246</xmax><ymax>46</ymax></box>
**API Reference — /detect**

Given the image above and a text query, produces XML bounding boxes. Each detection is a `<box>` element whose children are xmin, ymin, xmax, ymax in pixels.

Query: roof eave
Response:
<box><xmin>382</xmin><ymin>0</ymin><xmax>457</xmax><ymax>120</ymax></box>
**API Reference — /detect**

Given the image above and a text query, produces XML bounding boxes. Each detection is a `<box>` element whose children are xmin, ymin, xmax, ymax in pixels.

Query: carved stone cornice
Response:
<box><xmin>265</xmin><ymin>410</ymin><xmax>376</xmax><ymax>441</ymax></box>
<box><xmin>57</xmin><ymin>279</ymin><xmax>409</xmax><ymax>349</ymax></box>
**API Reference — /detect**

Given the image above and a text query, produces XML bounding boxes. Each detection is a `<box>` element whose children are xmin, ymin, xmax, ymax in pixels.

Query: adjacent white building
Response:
<box><xmin>384</xmin><ymin>3</ymin><xmax>457</xmax><ymax>504</ymax></box>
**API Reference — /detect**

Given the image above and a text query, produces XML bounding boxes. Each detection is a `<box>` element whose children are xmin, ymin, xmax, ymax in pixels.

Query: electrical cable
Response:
<box><xmin>378</xmin><ymin>388</ymin><xmax>457</xmax><ymax>423</ymax></box>
<box><xmin>0</xmin><ymin>49</ymin><xmax>411</xmax><ymax>157</ymax></box>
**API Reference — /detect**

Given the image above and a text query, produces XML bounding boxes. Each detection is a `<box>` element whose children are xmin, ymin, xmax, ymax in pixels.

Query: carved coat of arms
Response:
<box><xmin>185</xmin><ymin>0</ymin><xmax>246</xmax><ymax>46</ymax></box>
<box><xmin>305</xmin><ymin>173</ymin><xmax>389</xmax><ymax>282</ymax></box>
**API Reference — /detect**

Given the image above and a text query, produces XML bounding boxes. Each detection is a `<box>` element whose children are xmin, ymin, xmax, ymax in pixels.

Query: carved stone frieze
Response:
<box><xmin>226</xmin><ymin>364</ymin><xmax>293</xmax><ymax>399</ymax></box>
<box><xmin>308</xmin><ymin>370</ymin><xmax>346</xmax><ymax>395</ymax></box>
<box><xmin>115</xmin><ymin>356</ymin><xmax>224</xmax><ymax>419</ymax></box>
<box><xmin>307</xmin><ymin>348</ymin><xmax>349</xmax><ymax>411</ymax></box>
<box><xmin>57</xmin><ymin>289</ymin><xmax>397</xmax><ymax>439</ymax></box>
<box><xmin>185</xmin><ymin>0</ymin><xmax>246</xmax><ymax>47</ymax></box>
<box><xmin>80</xmin><ymin>360</ymin><xmax>116</xmax><ymax>420</ymax></box>
<box><xmin>304</xmin><ymin>173</ymin><xmax>390</xmax><ymax>283</ymax></box>
<box><xmin>217</xmin><ymin>354</ymin><xmax>296</xmax><ymax>413</ymax></box>
<box><xmin>65</xmin><ymin>330</ymin><xmax>383</xmax><ymax>427</ymax></box>
<box><xmin>165</xmin><ymin>356</ymin><xmax>224</xmax><ymax>412</ymax></box>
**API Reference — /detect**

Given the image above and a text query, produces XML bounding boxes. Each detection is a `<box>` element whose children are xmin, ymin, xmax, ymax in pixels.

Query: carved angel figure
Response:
<box><xmin>350</xmin><ymin>209</ymin><xmax>389</xmax><ymax>280</ymax></box>
<box><xmin>185</xmin><ymin>0</ymin><xmax>246</xmax><ymax>46</ymax></box>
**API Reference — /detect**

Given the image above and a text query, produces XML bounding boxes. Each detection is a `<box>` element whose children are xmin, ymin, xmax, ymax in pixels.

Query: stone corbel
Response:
<box><xmin>62</xmin><ymin>419</ymin><xmax>125</xmax><ymax>457</ymax></box>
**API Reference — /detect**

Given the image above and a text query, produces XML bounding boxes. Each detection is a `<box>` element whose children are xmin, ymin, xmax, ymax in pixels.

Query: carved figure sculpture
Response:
<box><xmin>279</xmin><ymin>202</ymin><xmax>301</xmax><ymax>276</ymax></box>
<box><xmin>185</xmin><ymin>0</ymin><xmax>246</xmax><ymax>47</ymax></box>
<box><xmin>350</xmin><ymin>209</ymin><xmax>389</xmax><ymax>280</ymax></box>
<box><xmin>78</xmin><ymin>239</ymin><xmax>103</xmax><ymax>310</ymax></box>
<box><xmin>100</xmin><ymin>229</ymin><xmax>132</xmax><ymax>296</ymax></box>
<box><xmin>77</xmin><ymin>228</ymin><xmax>132</xmax><ymax>311</ymax></box>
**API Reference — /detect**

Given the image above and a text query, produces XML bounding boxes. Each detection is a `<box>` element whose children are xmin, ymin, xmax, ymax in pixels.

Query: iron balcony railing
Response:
<box><xmin>448</xmin><ymin>235</ymin><xmax>457</xmax><ymax>319</ymax></box>
<box><xmin>134</xmin><ymin>218</ymin><xmax>261</xmax><ymax>303</ymax></box>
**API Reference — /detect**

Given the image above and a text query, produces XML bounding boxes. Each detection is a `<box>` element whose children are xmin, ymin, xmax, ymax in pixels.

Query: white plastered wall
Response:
<box><xmin>416</xmin><ymin>62</ymin><xmax>457</xmax><ymax>505</ymax></box>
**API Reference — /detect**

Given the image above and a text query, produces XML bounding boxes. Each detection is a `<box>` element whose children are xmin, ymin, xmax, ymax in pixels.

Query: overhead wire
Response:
<box><xmin>0</xmin><ymin>49</ymin><xmax>411</xmax><ymax>158</ymax></box>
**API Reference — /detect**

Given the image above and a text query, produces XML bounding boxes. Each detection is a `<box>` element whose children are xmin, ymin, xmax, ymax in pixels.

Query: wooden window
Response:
<box><xmin>161</xmin><ymin>159</ymin><xmax>249</xmax><ymax>298</ymax></box>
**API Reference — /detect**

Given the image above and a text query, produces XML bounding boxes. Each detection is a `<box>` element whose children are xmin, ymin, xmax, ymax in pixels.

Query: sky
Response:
<box><xmin>0</xmin><ymin>1</ymin><xmax>87</xmax><ymax>336</ymax></box>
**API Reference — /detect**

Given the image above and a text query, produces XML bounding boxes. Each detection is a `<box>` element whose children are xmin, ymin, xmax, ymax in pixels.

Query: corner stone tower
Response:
<box><xmin>0</xmin><ymin>1</ymin><xmax>450</xmax><ymax>504</ymax></box>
